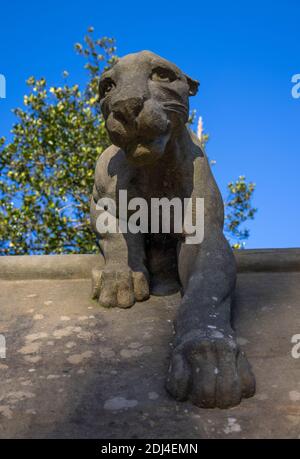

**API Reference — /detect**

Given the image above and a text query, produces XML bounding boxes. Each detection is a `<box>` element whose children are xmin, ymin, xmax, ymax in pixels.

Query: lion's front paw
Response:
<box><xmin>166</xmin><ymin>331</ymin><xmax>255</xmax><ymax>409</ymax></box>
<box><xmin>91</xmin><ymin>266</ymin><xmax>149</xmax><ymax>308</ymax></box>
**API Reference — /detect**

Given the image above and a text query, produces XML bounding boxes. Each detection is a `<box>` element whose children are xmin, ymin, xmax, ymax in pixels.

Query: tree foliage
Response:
<box><xmin>0</xmin><ymin>29</ymin><xmax>116</xmax><ymax>254</ymax></box>
<box><xmin>195</xmin><ymin>118</ymin><xmax>257</xmax><ymax>249</ymax></box>
<box><xmin>224</xmin><ymin>176</ymin><xmax>257</xmax><ymax>249</ymax></box>
<box><xmin>0</xmin><ymin>28</ymin><xmax>256</xmax><ymax>255</ymax></box>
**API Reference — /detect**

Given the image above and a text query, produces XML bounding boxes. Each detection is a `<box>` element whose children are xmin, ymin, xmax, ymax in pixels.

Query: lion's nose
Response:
<box><xmin>112</xmin><ymin>97</ymin><xmax>144</xmax><ymax>124</ymax></box>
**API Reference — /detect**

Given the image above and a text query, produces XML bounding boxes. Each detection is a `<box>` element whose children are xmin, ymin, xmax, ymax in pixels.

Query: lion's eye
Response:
<box><xmin>151</xmin><ymin>68</ymin><xmax>177</xmax><ymax>83</ymax></box>
<box><xmin>99</xmin><ymin>78</ymin><xmax>115</xmax><ymax>98</ymax></box>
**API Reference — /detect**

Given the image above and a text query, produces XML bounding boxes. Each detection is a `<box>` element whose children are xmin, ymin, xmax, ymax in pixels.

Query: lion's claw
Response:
<box><xmin>91</xmin><ymin>266</ymin><xmax>149</xmax><ymax>308</ymax></box>
<box><xmin>166</xmin><ymin>332</ymin><xmax>255</xmax><ymax>409</ymax></box>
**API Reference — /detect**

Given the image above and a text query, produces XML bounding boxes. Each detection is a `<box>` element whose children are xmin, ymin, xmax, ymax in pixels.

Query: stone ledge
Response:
<box><xmin>0</xmin><ymin>248</ymin><xmax>299</xmax><ymax>280</ymax></box>
<box><xmin>0</xmin><ymin>271</ymin><xmax>300</xmax><ymax>438</ymax></box>
<box><xmin>0</xmin><ymin>254</ymin><xmax>102</xmax><ymax>280</ymax></box>
<box><xmin>235</xmin><ymin>248</ymin><xmax>300</xmax><ymax>273</ymax></box>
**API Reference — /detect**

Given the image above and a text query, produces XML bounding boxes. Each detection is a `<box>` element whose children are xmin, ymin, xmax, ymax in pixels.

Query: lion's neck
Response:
<box><xmin>132</xmin><ymin>125</ymin><xmax>194</xmax><ymax>199</ymax></box>
<box><xmin>143</xmin><ymin>125</ymin><xmax>190</xmax><ymax>172</ymax></box>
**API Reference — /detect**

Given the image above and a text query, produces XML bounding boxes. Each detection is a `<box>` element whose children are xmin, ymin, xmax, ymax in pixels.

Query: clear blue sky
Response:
<box><xmin>0</xmin><ymin>0</ymin><xmax>299</xmax><ymax>248</ymax></box>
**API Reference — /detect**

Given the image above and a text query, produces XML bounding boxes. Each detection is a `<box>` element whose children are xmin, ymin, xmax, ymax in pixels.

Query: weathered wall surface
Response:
<box><xmin>0</xmin><ymin>250</ymin><xmax>299</xmax><ymax>438</ymax></box>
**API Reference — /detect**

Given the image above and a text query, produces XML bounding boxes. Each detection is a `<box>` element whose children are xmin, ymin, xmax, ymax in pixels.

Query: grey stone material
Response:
<box><xmin>0</xmin><ymin>254</ymin><xmax>102</xmax><ymax>280</ymax></box>
<box><xmin>1</xmin><ymin>248</ymin><xmax>300</xmax><ymax>280</ymax></box>
<box><xmin>235</xmin><ymin>248</ymin><xmax>300</xmax><ymax>272</ymax></box>
<box><xmin>0</xmin><ymin>257</ymin><xmax>299</xmax><ymax>438</ymax></box>
<box><xmin>90</xmin><ymin>51</ymin><xmax>254</xmax><ymax>408</ymax></box>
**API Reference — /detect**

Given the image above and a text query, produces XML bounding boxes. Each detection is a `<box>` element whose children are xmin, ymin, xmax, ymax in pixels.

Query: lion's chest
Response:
<box><xmin>114</xmin><ymin>163</ymin><xmax>193</xmax><ymax>237</ymax></box>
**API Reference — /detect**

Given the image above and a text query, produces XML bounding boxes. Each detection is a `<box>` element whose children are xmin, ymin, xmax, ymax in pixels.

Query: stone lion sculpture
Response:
<box><xmin>90</xmin><ymin>51</ymin><xmax>255</xmax><ymax>408</ymax></box>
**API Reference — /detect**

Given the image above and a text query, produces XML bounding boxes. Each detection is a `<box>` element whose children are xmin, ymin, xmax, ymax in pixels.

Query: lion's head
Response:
<box><xmin>99</xmin><ymin>51</ymin><xmax>199</xmax><ymax>165</ymax></box>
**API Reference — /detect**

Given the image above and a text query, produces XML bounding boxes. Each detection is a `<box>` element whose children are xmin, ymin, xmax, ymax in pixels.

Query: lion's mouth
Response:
<box><xmin>104</xmin><ymin>97</ymin><xmax>188</xmax><ymax>165</ymax></box>
<box><xmin>106</xmin><ymin>104</ymin><xmax>173</xmax><ymax>164</ymax></box>
<box><xmin>125</xmin><ymin>129</ymin><xmax>172</xmax><ymax>166</ymax></box>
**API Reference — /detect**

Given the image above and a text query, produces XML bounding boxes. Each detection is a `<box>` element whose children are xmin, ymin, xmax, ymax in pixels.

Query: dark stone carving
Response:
<box><xmin>90</xmin><ymin>51</ymin><xmax>255</xmax><ymax>408</ymax></box>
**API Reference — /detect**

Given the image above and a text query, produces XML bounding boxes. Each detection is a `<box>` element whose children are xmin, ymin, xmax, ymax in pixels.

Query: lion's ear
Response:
<box><xmin>185</xmin><ymin>75</ymin><xmax>199</xmax><ymax>96</ymax></box>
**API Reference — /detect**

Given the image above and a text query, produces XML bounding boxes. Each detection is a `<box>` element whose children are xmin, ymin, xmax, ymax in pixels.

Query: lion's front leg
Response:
<box><xmin>166</xmin><ymin>228</ymin><xmax>255</xmax><ymax>408</ymax></box>
<box><xmin>90</xmin><ymin>197</ymin><xmax>149</xmax><ymax>308</ymax></box>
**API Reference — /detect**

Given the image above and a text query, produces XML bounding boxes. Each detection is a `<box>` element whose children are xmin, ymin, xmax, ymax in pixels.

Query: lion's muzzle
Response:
<box><xmin>105</xmin><ymin>97</ymin><xmax>172</xmax><ymax>165</ymax></box>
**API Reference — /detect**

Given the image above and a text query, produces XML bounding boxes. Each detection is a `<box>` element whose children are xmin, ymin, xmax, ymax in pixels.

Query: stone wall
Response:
<box><xmin>0</xmin><ymin>249</ymin><xmax>299</xmax><ymax>438</ymax></box>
